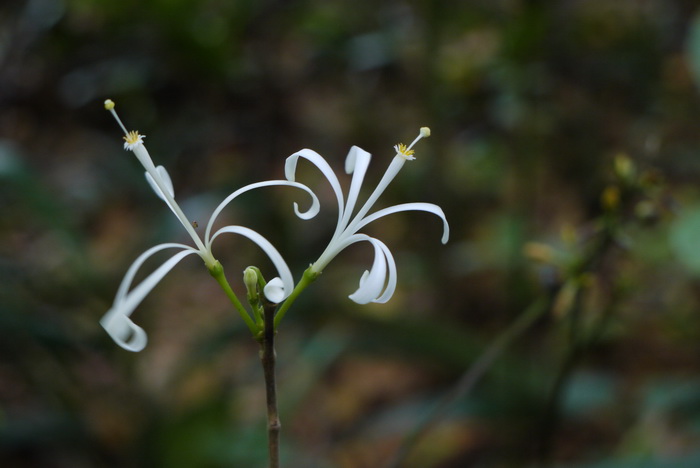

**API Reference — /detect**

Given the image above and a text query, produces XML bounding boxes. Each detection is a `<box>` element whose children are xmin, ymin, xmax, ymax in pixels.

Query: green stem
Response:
<box><xmin>386</xmin><ymin>298</ymin><xmax>549</xmax><ymax>468</ymax></box>
<box><xmin>208</xmin><ymin>260</ymin><xmax>259</xmax><ymax>335</ymax></box>
<box><xmin>273</xmin><ymin>266</ymin><xmax>320</xmax><ymax>329</ymax></box>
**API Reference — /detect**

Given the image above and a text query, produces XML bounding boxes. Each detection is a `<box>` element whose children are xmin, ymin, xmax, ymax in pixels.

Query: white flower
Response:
<box><xmin>285</xmin><ymin>127</ymin><xmax>449</xmax><ymax>304</ymax></box>
<box><xmin>100</xmin><ymin>100</ymin><xmax>319</xmax><ymax>351</ymax></box>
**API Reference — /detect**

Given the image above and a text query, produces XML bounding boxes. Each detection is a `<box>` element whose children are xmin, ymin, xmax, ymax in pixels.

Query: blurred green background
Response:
<box><xmin>4</xmin><ymin>0</ymin><xmax>700</xmax><ymax>467</ymax></box>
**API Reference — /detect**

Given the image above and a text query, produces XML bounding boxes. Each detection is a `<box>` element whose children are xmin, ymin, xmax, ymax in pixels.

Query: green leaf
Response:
<box><xmin>669</xmin><ymin>205</ymin><xmax>700</xmax><ymax>275</ymax></box>
<box><xmin>687</xmin><ymin>10</ymin><xmax>700</xmax><ymax>91</ymax></box>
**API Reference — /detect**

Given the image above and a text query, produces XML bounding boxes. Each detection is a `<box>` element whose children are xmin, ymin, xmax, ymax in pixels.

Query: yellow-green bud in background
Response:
<box><xmin>560</xmin><ymin>224</ymin><xmax>578</xmax><ymax>248</ymax></box>
<box><xmin>523</xmin><ymin>242</ymin><xmax>557</xmax><ymax>264</ymax></box>
<box><xmin>613</xmin><ymin>153</ymin><xmax>636</xmax><ymax>184</ymax></box>
<box><xmin>601</xmin><ymin>185</ymin><xmax>621</xmax><ymax>211</ymax></box>
<box><xmin>635</xmin><ymin>200</ymin><xmax>657</xmax><ymax>222</ymax></box>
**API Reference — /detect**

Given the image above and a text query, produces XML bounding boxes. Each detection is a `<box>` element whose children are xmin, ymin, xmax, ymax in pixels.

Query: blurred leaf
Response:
<box><xmin>556</xmin><ymin>451</ymin><xmax>700</xmax><ymax>468</ymax></box>
<box><xmin>150</xmin><ymin>397</ymin><xmax>267</xmax><ymax>468</ymax></box>
<box><xmin>561</xmin><ymin>371</ymin><xmax>617</xmax><ymax>417</ymax></box>
<box><xmin>687</xmin><ymin>10</ymin><xmax>700</xmax><ymax>91</ymax></box>
<box><xmin>669</xmin><ymin>205</ymin><xmax>700</xmax><ymax>275</ymax></box>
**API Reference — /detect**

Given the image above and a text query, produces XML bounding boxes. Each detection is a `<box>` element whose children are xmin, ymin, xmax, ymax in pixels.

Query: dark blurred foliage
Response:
<box><xmin>4</xmin><ymin>0</ymin><xmax>700</xmax><ymax>466</ymax></box>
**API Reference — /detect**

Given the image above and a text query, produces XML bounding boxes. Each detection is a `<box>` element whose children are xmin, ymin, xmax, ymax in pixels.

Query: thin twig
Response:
<box><xmin>261</xmin><ymin>301</ymin><xmax>281</xmax><ymax>468</ymax></box>
<box><xmin>538</xmin><ymin>227</ymin><xmax>620</xmax><ymax>464</ymax></box>
<box><xmin>385</xmin><ymin>299</ymin><xmax>549</xmax><ymax>468</ymax></box>
<box><xmin>537</xmin><ymin>291</ymin><xmax>621</xmax><ymax>465</ymax></box>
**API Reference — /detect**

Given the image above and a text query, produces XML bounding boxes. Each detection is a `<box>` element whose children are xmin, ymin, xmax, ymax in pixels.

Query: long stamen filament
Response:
<box><xmin>405</xmin><ymin>127</ymin><xmax>431</xmax><ymax>152</ymax></box>
<box><xmin>104</xmin><ymin>100</ymin><xmax>130</xmax><ymax>136</ymax></box>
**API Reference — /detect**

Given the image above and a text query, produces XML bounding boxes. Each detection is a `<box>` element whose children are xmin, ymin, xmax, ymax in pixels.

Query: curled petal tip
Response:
<box><xmin>345</xmin><ymin>145</ymin><xmax>371</xmax><ymax>174</ymax></box>
<box><xmin>347</xmin><ymin>237</ymin><xmax>392</xmax><ymax>304</ymax></box>
<box><xmin>348</xmin><ymin>270</ymin><xmax>373</xmax><ymax>304</ymax></box>
<box><xmin>100</xmin><ymin>311</ymin><xmax>148</xmax><ymax>352</ymax></box>
<box><xmin>209</xmin><ymin>226</ymin><xmax>294</xmax><ymax>303</ymax></box>
<box><xmin>293</xmin><ymin>199</ymin><xmax>320</xmax><ymax>220</ymax></box>
<box><xmin>145</xmin><ymin>166</ymin><xmax>175</xmax><ymax>201</ymax></box>
<box><xmin>263</xmin><ymin>277</ymin><xmax>286</xmax><ymax>303</ymax></box>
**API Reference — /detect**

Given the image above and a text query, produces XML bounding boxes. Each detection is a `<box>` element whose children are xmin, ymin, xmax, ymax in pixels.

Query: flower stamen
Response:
<box><xmin>394</xmin><ymin>143</ymin><xmax>416</xmax><ymax>160</ymax></box>
<box><xmin>123</xmin><ymin>130</ymin><xmax>145</xmax><ymax>151</ymax></box>
<box><xmin>394</xmin><ymin>127</ymin><xmax>431</xmax><ymax>161</ymax></box>
<box><xmin>104</xmin><ymin>99</ymin><xmax>146</xmax><ymax>151</ymax></box>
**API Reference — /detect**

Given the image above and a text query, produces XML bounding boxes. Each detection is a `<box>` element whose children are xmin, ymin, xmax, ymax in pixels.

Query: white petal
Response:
<box><xmin>373</xmin><ymin>240</ymin><xmax>398</xmax><ymax>303</ymax></box>
<box><xmin>103</xmin><ymin>243</ymin><xmax>198</xmax><ymax>352</ymax></box>
<box><xmin>337</xmin><ymin>146</ymin><xmax>371</xmax><ymax>234</ymax></box>
<box><xmin>285</xmin><ymin>148</ymin><xmax>345</xmax><ymax>227</ymax></box>
<box><xmin>145</xmin><ymin>165</ymin><xmax>175</xmax><ymax>201</ymax></box>
<box><xmin>345</xmin><ymin>145</ymin><xmax>371</xmax><ymax>174</ymax></box>
<box><xmin>331</xmin><ymin>234</ymin><xmax>396</xmax><ymax>304</ymax></box>
<box><xmin>145</xmin><ymin>167</ymin><xmax>179</xmax><ymax>221</ymax></box>
<box><xmin>209</xmin><ymin>226</ymin><xmax>294</xmax><ymax>303</ymax></box>
<box><xmin>263</xmin><ymin>277</ymin><xmax>285</xmax><ymax>303</ymax></box>
<box><xmin>346</xmin><ymin>235</ymin><xmax>388</xmax><ymax>304</ymax></box>
<box><xmin>117</xmin><ymin>248</ymin><xmax>198</xmax><ymax>315</ymax></box>
<box><xmin>114</xmin><ymin>243</ymin><xmax>194</xmax><ymax>301</ymax></box>
<box><xmin>131</xmin><ymin>144</ymin><xmax>157</xmax><ymax>171</ymax></box>
<box><xmin>354</xmin><ymin>202</ymin><xmax>450</xmax><ymax>244</ymax></box>
<box><xmin>100</xmin><ymin>308</ymin><xmax>148</xmax><ymax>352</ymax></box>
<box><xmin>204</xmin><ymin>180</ymin><xmax>320</xmax><ymax>248</ymax></box>
<box><xmin>346</xmin><ymin>156</ymin><xmax>406</xmax><ymax>234</ymax></box>
<box><xmin>142</xmin><ymin>171</ymin><xmax>206</xmax><ymax>252</ymax></box>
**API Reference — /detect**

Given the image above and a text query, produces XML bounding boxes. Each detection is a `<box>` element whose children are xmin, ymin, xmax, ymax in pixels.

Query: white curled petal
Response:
<box><xmin>338</xmin><ymin>146</ymin><xmax>371</xmax><ymax>233</ymax></box>
<box><xmin>209</xmin><ymin>226</ymin><xmax>294</xmax><ymax>302</ymax></box>
<box><xmin>117</xmin><ymin>248</ymin><xmax>199</xmax><ymax>317</ymax></box>
<box><xmin>373</xmin><ymin>240</ymin><xmax>397</xmax><ymax>303</ymax></box>
<box><xmin>263</xmin><ymin>277</ymin><xmax>285</xmax><ymax>303</ymax></box>
<box><xmin>115</xmin><ymin>243</ymin><xmax>195</xmax><ymax>301</ymax></box>
<box><xmin>145</xmin><ymin>166</ymin><xmax>178</xmax><ymax>218</ymax></box>
<box><xmin>348</xmin><ymin>239</ymin><xmax>387</xmax><ymax>304</ymax></box>
<box><xmin>158</xmin><ymin>166</ymin><xmax>174</xmax><ymax>195</ymax></box>
<box><xmin>335</xmin><ymin>234</ymin><xmax>392</xmax><ymax>304</ymax></box>
<box><xmin>344</xmin><ymin>145</ymin><xmax>371</xmax><ymax>175</ymax></box>
<box><xmin>204</xmin><ymin>180</ymin><xmax>320</xmax><ymax>248</ymax></box>
<box><xmin>103</xmin><ymin>243</ymin><xmax>198</xmax><ymax>352</ymax></box>
<box><xmin>285</xmin><ymin>149</ymin><xmax>345</xmax><ymax>223</ymax></box>
<box><xmin>354</xmin><ymin>202</ymin><xmax>450</xmax><ymax>244</ymax></box>
<box><xmin>144</xmin><ymin>171</ymin><xmax>161</xmax><ymax>199</ymax></box>
<box><xmin>100</xmin><ymin>309</ymin><xmax>148</xmax><ymax>352</ymax></box>
<box><xmin>347</xmin><ymin>157</ymin><xmax>406</xmax><ymax>232</ymax></box>
<box><xmin>145</xmin><ymin>165</ymin><xmax>175</xmax><ymax>201</ymax></box>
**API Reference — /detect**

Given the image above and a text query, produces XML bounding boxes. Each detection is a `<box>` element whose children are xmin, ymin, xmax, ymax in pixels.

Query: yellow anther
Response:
<box><xmin>124</xmin><ymin>131</ymin><xmax>142</xmax><ymax>146</ymax></box>
<box><xmin>395</xmin><ymin>143</ymin><xmax>415</xmax><ymax>160</ymax></box>
<box><xmin>104</xmin><ymin>99</ymin><xmax>115</xmax><ymax>110</ymax></box>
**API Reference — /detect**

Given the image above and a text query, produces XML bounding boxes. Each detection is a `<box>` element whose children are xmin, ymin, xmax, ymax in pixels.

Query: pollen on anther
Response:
<box><xmin>123</xmin><ymin>131</ymin><xmax>145</xmax><ymax>150</ymax></box>
<box><xmin>124</xmin><ymin>131</ymin><xmax>140</xmax><ymax>143</ymax></box>
<box><xmin>395</xmin><ymin>143</ymin><xmax>416</xmax><ymax>160</ymax></box>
